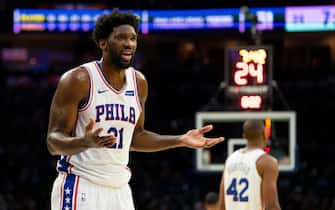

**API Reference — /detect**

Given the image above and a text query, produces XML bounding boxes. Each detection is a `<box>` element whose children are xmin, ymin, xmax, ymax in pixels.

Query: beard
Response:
<box><xmin>108</xmin><ymin>47</ymin><xmax>133</xmax><ymax>69</ymax></box>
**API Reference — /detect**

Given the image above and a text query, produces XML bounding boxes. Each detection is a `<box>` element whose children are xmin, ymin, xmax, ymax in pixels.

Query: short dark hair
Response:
<box><xmin>92</xmin><ymin>9</ymin><xmax>140</xmax><ymax>46</ymax></box>
<box><xmin>243</xmin><ymin>120</ymin><xmax>265</xmax><ymax>140</ymax></box>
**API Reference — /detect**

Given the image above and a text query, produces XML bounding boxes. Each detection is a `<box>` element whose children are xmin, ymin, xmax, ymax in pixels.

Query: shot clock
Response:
<box><xmin>224</xmin><ymin>45</ymin><xmax>273</xmax><ymax>110</ymax></box>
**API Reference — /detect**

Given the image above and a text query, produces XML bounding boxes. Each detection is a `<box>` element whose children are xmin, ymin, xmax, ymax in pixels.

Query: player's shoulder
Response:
<box><xmin>256</xmin><ymin>154</ymin><xmax>279</xmax><ymax>175</ymax></box>
<box><xmin>258</xmin><ymin>153</ymin><xmax>278</xmax><ymax>167</ymax></box>
<box><xmin>60</xmin><ymin>66</ymin><xmax>89</xmax><ymax>85</ymax></box>
<box><xmin>131</xmin><ymin>68</ymin><xmax>148</xmax><ymax>94</ymax></box>
<box><xmin>131</xmin><ymin>67</ymin><xmax>147</xmax><ymax>82</ymax></box>
<box><xmin>260</xmin><ymin>153</ymin><xmax>278</xmax><ymax>164</ymax></box>
<box><xmin>225</xmin><ymin>149</ymin><xmax>242</xmax><ymax>162</ymax></box>
<box><xmin>57</xmin><ymin>66</ymin><xmax>90</xmax><ymax>92</ymax></box>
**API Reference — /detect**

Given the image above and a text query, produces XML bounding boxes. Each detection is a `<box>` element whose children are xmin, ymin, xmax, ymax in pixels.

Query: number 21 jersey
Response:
<box><xmin>57</xmin><ymin>61</ymin><xmax>142</xmax><ymax>188</ymax></box>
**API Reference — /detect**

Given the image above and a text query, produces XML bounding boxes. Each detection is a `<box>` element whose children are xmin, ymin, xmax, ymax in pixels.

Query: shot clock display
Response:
<box><xmin>224</xmin><ymin>46</ymin><xmax>273</xmax><ymax>110</ymax></box>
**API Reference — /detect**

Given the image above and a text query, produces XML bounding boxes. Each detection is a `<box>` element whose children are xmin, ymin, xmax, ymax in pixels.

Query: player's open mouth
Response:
<box><xmin>121</xmin><ymin>52</ymin><xmax>133</xmax><ymax>61</ymax></box>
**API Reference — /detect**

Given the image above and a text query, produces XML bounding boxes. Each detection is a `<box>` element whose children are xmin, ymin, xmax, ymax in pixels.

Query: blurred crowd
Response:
<box><xmin>0</xmin><ymin>36</ymin><xmax>335</xmax><ymax>210</ymax></box>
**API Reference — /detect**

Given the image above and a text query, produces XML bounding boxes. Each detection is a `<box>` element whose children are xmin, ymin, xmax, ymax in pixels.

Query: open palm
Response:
<box><xmin>180</xmin><ymin>124</ymin><xmax>224</xmax><ymax>149</ymax></box>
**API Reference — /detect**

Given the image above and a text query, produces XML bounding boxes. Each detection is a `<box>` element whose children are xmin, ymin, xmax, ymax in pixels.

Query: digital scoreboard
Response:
<box><xmin>13</xmin><ymin>7</ymin><xmax>284</xmax><ymax>34</ymax></box>
<box><xmin>286</xmin><ymin>5</ymin><xmax>335</xmax><ymax>32</ymax></box>
<box><xmin>14</xmin><ymin>5</ymin><xmax>335</xmax><ymax>33</ymax></box>
<box><xmin>224</xmin><ymin>45</ymin><xmax>273</xmax><ymax>110</ymax></box>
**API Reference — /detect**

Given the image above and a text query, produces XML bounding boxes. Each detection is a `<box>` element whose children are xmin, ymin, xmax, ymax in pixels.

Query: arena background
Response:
<box><xmin>1</xmin><ymin>0</ymin><xmax>335</xmax><ymax>209</ymax></box>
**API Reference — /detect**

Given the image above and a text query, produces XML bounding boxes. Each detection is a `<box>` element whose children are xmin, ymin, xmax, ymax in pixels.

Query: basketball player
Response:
<box><xmin>47</xmin><ymin>10</ymin><xmax>224</xmax><ymax>210</ymax></box>
<box><xmin>218</xmin><ymin>120</ymin><xmax>281</xmax><ymax>210</ymax></box>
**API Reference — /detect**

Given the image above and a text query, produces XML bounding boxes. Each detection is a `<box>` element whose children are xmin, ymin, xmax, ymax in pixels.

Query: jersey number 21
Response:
<box><xmin>107</xmin><ymin>127</ymin><xmax>124</xmax><ymax>149</ymax></box>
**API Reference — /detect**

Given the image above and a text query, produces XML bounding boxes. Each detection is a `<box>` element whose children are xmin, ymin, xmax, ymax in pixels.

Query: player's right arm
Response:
<box><xmin>47</xmin><ymin>68</ymin><xmax>115</xmax><ymax>156</ymax></box>
<box><xmin>257</xmin><ymin>154</ymin><xmax>281</xmax><ymax>210</ymax></box>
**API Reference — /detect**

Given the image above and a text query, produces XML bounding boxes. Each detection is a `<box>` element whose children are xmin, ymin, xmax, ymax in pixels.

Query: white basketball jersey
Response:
<box><xmin>57</xmin><ymin>61</ymin><xmax>142</xmax><ymax>188</ymax></box>
<box><xmin>224</xmin><ymin>148</ymin><xmax>265</xmax><ymax>210</ymax></box>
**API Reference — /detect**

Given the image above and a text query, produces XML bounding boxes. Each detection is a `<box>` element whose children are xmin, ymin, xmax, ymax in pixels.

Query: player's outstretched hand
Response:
<box><xmin>83</xmin><ymin>118</ymin><xmax>116</xmax><ymax>148</ymax></box>
<box><xmin>179</xmin><ymin>124</ymin><xmax>224</xmax><ymax>149</ymax></box>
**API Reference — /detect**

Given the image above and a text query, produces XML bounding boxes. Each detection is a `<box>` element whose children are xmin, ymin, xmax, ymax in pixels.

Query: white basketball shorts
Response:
<box><xmin>51</xmin><ymin>173</ymin><xmax>135</xmax><ymax>210</ymax></box>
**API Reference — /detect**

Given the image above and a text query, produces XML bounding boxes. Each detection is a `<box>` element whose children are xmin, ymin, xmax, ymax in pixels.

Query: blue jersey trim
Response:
<box><xmin>61</xmin><ymin>174</ymin><xmax>76</xmax><ymax>210</ymax></box>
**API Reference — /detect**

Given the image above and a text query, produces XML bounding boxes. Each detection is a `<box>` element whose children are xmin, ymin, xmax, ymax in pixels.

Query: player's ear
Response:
<box><xmin>99</xmin><ymin>39</ymin><xmax>107</xmax><ymax>51</ymax></box>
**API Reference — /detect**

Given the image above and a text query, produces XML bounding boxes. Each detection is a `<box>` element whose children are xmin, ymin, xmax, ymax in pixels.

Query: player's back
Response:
<box><xmin>224</xmin><ymin>148</ymin><xmax>265</xmax><ymax>210</ymax></box>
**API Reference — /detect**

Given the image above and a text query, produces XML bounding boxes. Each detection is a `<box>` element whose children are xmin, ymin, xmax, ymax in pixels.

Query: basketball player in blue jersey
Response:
<box><xmin>47</xmin><ymin>10</ymin><xmax>224</xmax><ymax>210</ymax></box>
<box><xmin>218</xmin><ymin>120</ymin><xmax>281</xmax><ymax>210</ymax></box>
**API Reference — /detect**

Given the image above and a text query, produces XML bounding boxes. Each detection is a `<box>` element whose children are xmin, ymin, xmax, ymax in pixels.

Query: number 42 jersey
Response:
<box><xmin>56</xmin><ymin>61</ymin><xmax>142</xmax><ymax>188</ymax></box>
<box><xmin>224</xmin><ymin>148</ymin><xmax>265</xmax><ymax>210</ymax></box>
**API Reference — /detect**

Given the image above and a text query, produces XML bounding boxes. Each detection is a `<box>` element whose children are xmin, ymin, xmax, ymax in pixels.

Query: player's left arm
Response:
<box><xmin>257</xmin><ymin>155</ymin><xmax>281</xmax><ymax>210</ymax></box>
<box><xmin>218</xmin><ymin>171</ymin><xmax>226</xmax><ymax>210</ymax></box>
<box><xmin>130</xmin><ymin>71</ymin><xmax>224</xmax><ymax>152</ymax></box>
